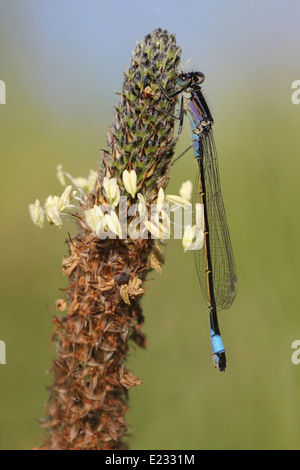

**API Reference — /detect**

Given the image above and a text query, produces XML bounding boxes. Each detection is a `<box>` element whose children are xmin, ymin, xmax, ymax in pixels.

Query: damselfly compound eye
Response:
<box><xmin>194</xmin><ymin>73</ymin><xmax>205</xmax><ymax>84</ymax></box>
<box><xmin>177</xmin><ymin>74</ymin><xmax>189</xmax><ymax>88</ymax></box>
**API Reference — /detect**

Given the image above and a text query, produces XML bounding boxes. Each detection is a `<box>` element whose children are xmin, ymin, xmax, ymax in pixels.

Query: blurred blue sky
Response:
<box><xmin>1</xmin><ymin>0</ymin><xmax>300</xmax><ymax>117</ymax></box>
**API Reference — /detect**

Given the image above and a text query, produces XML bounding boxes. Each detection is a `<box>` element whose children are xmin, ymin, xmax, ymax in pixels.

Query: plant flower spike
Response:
<box><xmin>29</xmin><ymin>29</ymin><xmax>182</xmax><ymax>450</ymax></box>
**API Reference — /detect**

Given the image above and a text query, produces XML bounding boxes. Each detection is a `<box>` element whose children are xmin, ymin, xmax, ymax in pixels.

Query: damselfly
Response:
<box><xmin>156</xmin><ymin>72</ymin><xmax>237</xmax><ymax>372</ymax></box>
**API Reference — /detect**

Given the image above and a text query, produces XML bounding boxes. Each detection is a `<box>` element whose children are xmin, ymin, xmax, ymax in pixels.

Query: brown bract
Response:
<box><xmin>39</xmin><ymin>236</ymin><xmax>153</xmax><ymax>450</ymax></box>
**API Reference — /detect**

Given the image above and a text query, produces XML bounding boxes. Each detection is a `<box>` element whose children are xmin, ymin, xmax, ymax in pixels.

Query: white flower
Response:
<box><xmin>103</xmin><ymin>177</ymin><xmax>120</xmax><ymax>207</ymax></box>
<box><xmin>166</xmin><ymin>194</ymin><xmax>191</xmax><ymax>207</ymax></box>
<box><xmin>182</xmin><ymin>225</ymin><xmax>204</xmax><ymax>252</ymax></box>
<box><xmin>86</xmin><ymin>206</ymin><xmax>123</xmax><ymax>239</ymax></box>
<box><xmin>45</xmin><ymin>196</ymin><xmax>63</xmax><ymax>227</ymax></box>
<box><xmin>29</xmin><ymin>199</ymin><xmax>45</xmax><ymax>228</ymax></box>
<box><xmin>73</xmin><ymin>170</ymin><xmax>97</xmax><ymax>192</ymax></box>
<box><xmin>85</xmin><ymin>205</ymin><xmax>104</xmax><ymax>234</ymax></box>
<box><xmin>123</xmin><ymin>170</ymin><xmax>137</xmax><ymax>198</ymax></box>
<box><xmin>157</xmin><ymin>188</ymin><xmax>165</xmax><ymax>211</ymax></box>
<box><xmin>103</xmin><ymin>212</ymin><xmax>122</xmax><ymax>238</ymax></box>
<box><xmin>179</xmin><ymin>180</ymin><xmax>193</xmax><ymax>201</ymax></box>
<box><xmin>144</xmin><ymin>220</ymin><xmax>162</xmax><ymax>239</ymax></box>
<box><xmin>45</xmin><ymin>186</ymin><xmax>76</xmax><ymax>227</ymax></box>
<box><xmin>58</xmin><ymin>185</ymin><xmax>75</xmax><ymax>211</ymax></box>
<box><xmin>144</xmin><ymin>209</ymin><xmax>170</xmax><ymax>239</ymax></box>
<box><xmin>57</xmin><ymin>165</ymin><xmax>97</xmax><ymax>192</ymax></box>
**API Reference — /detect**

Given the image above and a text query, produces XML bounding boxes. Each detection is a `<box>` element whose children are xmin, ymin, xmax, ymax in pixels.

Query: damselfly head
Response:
<box><xmin>177</xmin><ymin>72</ymin><xmax>205</xmax><ymax>89</ymax></box>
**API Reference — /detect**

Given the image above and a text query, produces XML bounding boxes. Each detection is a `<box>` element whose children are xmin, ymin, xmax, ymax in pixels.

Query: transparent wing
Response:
<box><xmin>193</xmin><ymin>130</ymin><xmax>237</xmax><ymax>310</ymax></box>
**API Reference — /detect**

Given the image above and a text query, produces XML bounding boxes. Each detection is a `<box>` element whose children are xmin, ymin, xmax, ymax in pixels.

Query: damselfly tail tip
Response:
<box><xmin>213</xmin><ymin>352</ymin><xmax>227</xmax><ymax>372</ymax></box>
<box><xmin>210</xmin><ymin>331</ymin><xmax>226</xmax><ymax>371</ymax></box>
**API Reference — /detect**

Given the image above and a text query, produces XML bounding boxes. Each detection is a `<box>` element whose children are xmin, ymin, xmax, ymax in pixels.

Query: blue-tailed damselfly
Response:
<box><xmin>155</xmin><ymin>72</ymin><xmax>237</xmax><ymax>372</ymax></box>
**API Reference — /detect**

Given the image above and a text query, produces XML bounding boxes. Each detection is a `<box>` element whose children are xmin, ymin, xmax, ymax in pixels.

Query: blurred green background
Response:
<box><xmin>1</xmin><ymin>0</ymin><xmax>300</xmax><ymax>450</ymax></box>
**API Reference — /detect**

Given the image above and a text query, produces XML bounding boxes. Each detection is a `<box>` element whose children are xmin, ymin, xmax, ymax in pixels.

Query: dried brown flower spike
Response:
<box><xmin>32</xmin><ymin>29</ymin><xmax>181</xmax><ymax>450</ymax></box>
